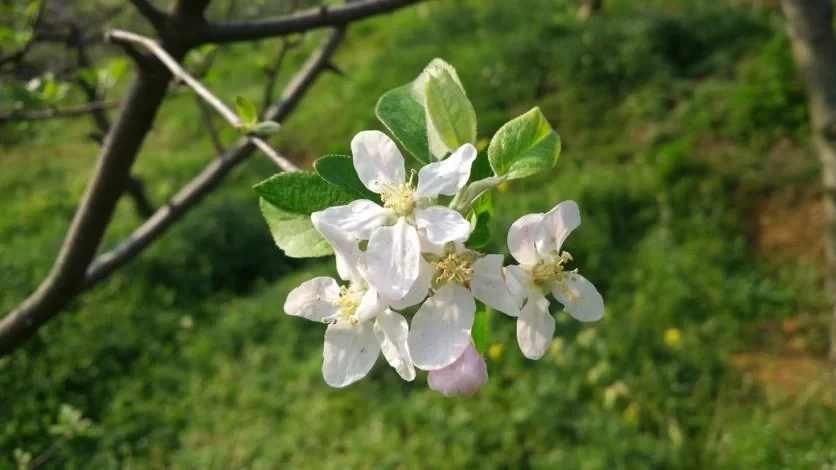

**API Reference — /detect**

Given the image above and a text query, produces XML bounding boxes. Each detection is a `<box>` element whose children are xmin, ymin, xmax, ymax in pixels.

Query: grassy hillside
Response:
<box><xmin>1</xmin><ymin>0</ymin><xmax>834</xmax><ymax>468</ymax></box>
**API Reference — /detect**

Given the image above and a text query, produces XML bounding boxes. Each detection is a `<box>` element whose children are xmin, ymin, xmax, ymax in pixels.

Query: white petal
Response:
<box><xmin>419</xmin><ymin>231</ymin><xmax>446</xmax><ymax>255</ymax></box>
<box><xmin>504</xmin><ymin>264</ymin><xmax>533</xmax><ymax>310</ymax></box>
<box><xmin>365</xmin><ymin>218</ymin><xmax>421</xmax><ymax>301</ymax></box>
<box><xmin>536</xmin><ymin>200</ymin><xmax>581</xmax><ymax>255</ymax></box>
<box><xmin>312</xmin><ymin>200</ymin><xmax>391</xmax><ymax>240</ymax></box>
<box><xmin>354</xmin><ymin>287</ymin><xmax>385</xmax><ymax>324</ymax></box>
<box><xmin>552</xmin><ymin>272</ymin><xmax>604</xmax><ymax>322</ymax></box>
<box><xmin>284</xmin><ymin>277</ymin><xmax>340</xmax><ymax>321</ymax></box>
<box><xmin>322</xmin><ymin>321</ymin><xmax>380</xmax><ymax>388</ymax></box>
<box><xmin>507</xmin><ymin>213</ymin><xmax>544</xmax><ymax>266</ymax></box>
<box><xmin>373</xmin><ymin>310</ymin><xmax>415</xmax><ymax>381</ymax></box>
<box><xmin>311</xmin><ymin>210</ymin><xmax>363</xmax><ymax>282</ymax></box>
<box><xmin>386</xmin><ymin>258</ymin><xmax>433</xmax><ymax>310</ymax></box>
<box><xmin>470</xmin><ymin>254</ymin><xmax>521</xmax><ymax>317</ymax></box>
<box><xmin>408</xmin><ymin>285</ymin><xmax>476</xmax><ymax>370</ymax></box>
<box><xmin>415</xmin><ymin>143</ymin><xmax>478</xmax><ymax>198</ymax></box>
<box><xmin>516</xmin><ymin>293</ymin><xmax>555</xmax><ymax>360</ymax></box>
<box><xmin>351</xmin><ymin>130</ymin><xmax>406</xmax><ymax>193</ymax></box>
<box><xmin>414</xmin><ymin>206</ymin><xmax>472</xmax><ymax>245</ymax></box>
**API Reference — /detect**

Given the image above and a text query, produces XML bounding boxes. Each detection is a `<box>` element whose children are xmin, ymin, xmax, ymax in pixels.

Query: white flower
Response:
<box><xmin>504</xmin><ymin>200</ymin><xmax>604</xmax><ymax>360</ymax></box>
<box><xmin>407</xmin><ymin>243</ymin><xmax>519</xmax><ymax>371</ymax></box>
<box><xmin>284</xmin><ymin>222</ymin><xmax>428</xmax><ymax>388</ymax></box>
<box><xmin>314</xmin><ymin>130</ymin><xmax>477</xmax><ymax>302</ymax></box>
<box><xmin>427</xmin><ymin>341</ymin><xmax>488</xmax><ymax>397</ymax></box>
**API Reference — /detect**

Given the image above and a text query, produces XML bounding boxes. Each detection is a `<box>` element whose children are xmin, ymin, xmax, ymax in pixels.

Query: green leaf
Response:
<box><xmin>424</xmin><ymin>68</ymin><xmax>477</xmax><ymax>155</ymax></box>
<box><xmin>259</xmin><ymin>198</ymin><xmax>333</xmax><ymax>258</ymax></box>
<box><xmin>376</xmin><ymin>83</ymin><xmax>429</xmax><ymax>164</ymax></box>
<box><xmin>235</xmin><ymin>95</ymin><xmax>258</xmax><ymax>126</ymax></box>
<box><xmin>314</xmin><ymin>155</ymin><xmax>380</xmax><ymax>202</ymax></box>
<box><xmin>251</xmin><ymin>120</ymin><xmax>281</xmax><ymax>135</ymax></box>
<box><xmin>488</xmin><ymin>107</ymin><xmax>561</xmax><ymax>180</ymax></box>
<box><xmin>253</xmin><ymin>171</ymin><xmax>355</xmax><ymax>215</ymax></box>
<box><xmin>465</xmin><ymin>192</ymin><xmax>493</xmax><ymax>250</ymax></box>
<box><xmin>471</xmin><ymin>304</ymin><xmax>490</xmax><ymax>355</ymax></box>
<box><xmin>423</xmin><ymin>58</ymin><xmax>464</xmax><ymax>89</ymax></box>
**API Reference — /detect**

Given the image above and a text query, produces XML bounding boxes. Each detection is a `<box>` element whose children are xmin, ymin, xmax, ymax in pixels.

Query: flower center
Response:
<box><xmin>332</xmin><ymin>286</ymin><xmax>363</xmax><ymax>325</ymax></box>
<box><xmin>380</xmin><ymin>173</ymin><xmax>417</xmax><ymax>217</ymax></box>
<box><xmin>531</xmin><ymin>251</ymin><xmax>578</xmax><ymax>300</ymax></box>
<box><xmin>432</xmin><ymin>252</ymin><xmax>474</xmax><ymax>288</ymax></box>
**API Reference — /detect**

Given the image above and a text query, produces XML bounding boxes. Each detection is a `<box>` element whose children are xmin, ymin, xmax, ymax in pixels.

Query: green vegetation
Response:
<box><xmin>1</xmin><ymin>0</ymin><xmax>834</xmax><ymax>468</ymax></box>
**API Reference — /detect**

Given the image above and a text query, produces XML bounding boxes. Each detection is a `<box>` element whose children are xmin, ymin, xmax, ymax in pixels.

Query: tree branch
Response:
<box><xmin>84</xmin><ymin>29</ymin><xmax>343</xmax><ymax>288</ymax></box>
<box><xmin>781</xmin><ymin>0</ymin><xmax>836</xmax><ymax>378</ymax></box>
<box><xmin>107</xmin><ymin>29</ymin><xmax>297</xmax><ymax>171</ymax></box>
<box><xmin>193</xmin><ymin>0</ymin><xmax>421</xmax><ymax>45</ymax></box>
<box><xmin>0</xmin><ymin>0</ymin><xmax>213</xmax><ymax>357</ymax></box>
<box><xmin>128</xmin><ymin>0</ymin><xmax>167</xmax><ymax>31</ymax></box>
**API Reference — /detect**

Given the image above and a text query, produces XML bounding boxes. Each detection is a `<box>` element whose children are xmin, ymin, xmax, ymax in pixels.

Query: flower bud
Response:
<box><xmin>427</xmin><ymin>342</ymin><xmax>488</xmax><ymax>397</ymax></box>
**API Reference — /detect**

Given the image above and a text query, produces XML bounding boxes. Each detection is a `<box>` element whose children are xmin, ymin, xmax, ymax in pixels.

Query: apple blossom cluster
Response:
<box><xmin>255</xmin><ymin>58</ymin><xmax>604</xmax><ymax>396</ymax></box>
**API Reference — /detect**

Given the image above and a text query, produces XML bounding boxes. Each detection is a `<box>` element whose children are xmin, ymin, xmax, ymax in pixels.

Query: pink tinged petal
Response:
<box><xmin>373</xmin><ymin>310</ymin><xmax>415</xmax><ymax>381</ymax></box>
<box><xmin>414</xmin><ymin>207</ymin><xmax>472</xmax><ymax>245</ymax></box>
<box><xmin>312</xmin><ymin>201</ymin><xmax>391</xmax><ymax>241</ymax></box>
<box><xmin>470</xmin><ymin>254</ymin><xmax>521</xmax><ymax>317</ymax></box>
<box><xmin>415</xmin><ymin>143</ymin><xmax>478</xmax><ymax>198</ymax></box>
<box><xmin>322</xmin><ymin>321</ymin><xmax>380</xmax><ymax>388</ymax></box>
<box><xmin>351</xmin><ymin>130</ymin><xmax>406</xmax><ymax>193</ymax></box>
<box><xmin>354</xmin><ymin>287</ymin><xmax>385</xmax><ymax>324</ymax></box>
<box><xmin>507</xmin><ymin>213</ymin><xmax>544</xmax><ymax>266</ymax></box>
<box><xmin>536</xmin><ymin>200</ymin><xmax>581</xmax><ymax>255</ymax></box>
<box><xmin>365</xmin><ymin>218</ymin><xmax>421</xmax><ymax>301</ymax></box>
<box><xmin>284</xmin><ymin>277</ymin><xmax>341</xmax><ymax>321</ymax></box>
<box><xmin>427</xmin><ymin>342</ymin><xmax>488</xmax><ymax>397</ymax></box>
<box><xmin>408</xmin><ymin>285</ymin><xmax>476</xmax><ymax>370</ymax></box>
<box><xmin>552</xmin><ymin>272</ymin><xmax>604</xmax><ymax>322</ymax></box>
<box><xmin>505</xmin><ymin>264</ymin><xmax>533</xmax><ymax>311</ymax></box>
<box><xmin>516</xmin><ymin>292</ymin><xmax>555</xmax><ymax>360</ymax></box>
<box><xmin>386</xmin><ymin>258</ymin><xmax>433</xmax><ymax>310</ymax></box>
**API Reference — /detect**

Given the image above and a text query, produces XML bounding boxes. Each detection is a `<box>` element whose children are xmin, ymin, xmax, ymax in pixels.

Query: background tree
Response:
<box><xmin>782</xmin><ymin>0</ymin><xmax>836</xmax><ymax>377</ymax></box>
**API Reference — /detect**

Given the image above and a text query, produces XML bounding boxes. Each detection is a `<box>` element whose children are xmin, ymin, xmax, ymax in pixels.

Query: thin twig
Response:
<box><xmin>194</xmin><ymin>94</ymin><xmax>226</xmax><ymax>156</ymax></box>
<box><xmin>84</xmin><ymin>29</ymin><xmax>344</xmax><ymax>287</ymax></box>
<box><xmin>107</xmin><ymin>29</ymin><xmax>296</xmax><ymax>171</ymax></box>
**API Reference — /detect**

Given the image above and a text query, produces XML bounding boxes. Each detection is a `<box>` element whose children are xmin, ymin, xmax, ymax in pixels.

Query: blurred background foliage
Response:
<box><xmin>1</xmin><ymin>0</ymin><xmax>835</xmax><ymax>468</ymax></box>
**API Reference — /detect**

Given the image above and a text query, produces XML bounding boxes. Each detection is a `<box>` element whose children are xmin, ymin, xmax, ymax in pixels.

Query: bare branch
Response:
<box><xmin>194</xmin><ymin>94</ymin><xmax>226</xmax><ymax>156</ymax></box>
<box><xmin>107</xmin><ymin>29</ymin><xmax>297</xmax><ymax>171</ymax></box>
<box><xmin>84</xmin><ymin>29</ymin><xmax>343</xmax><ymax>288</ymax></box>
<box><xmin>261</xmin><ymin>37</ymin><xmax>300</xmax><ymax>112</ymax></box>
<box><xmin>194</xmin><ymin>0</ymin><xmax>422</xmax><ymax>45</ymax></box>
<box><xmin>128</xmin><ymin>0</ymin><xmax>167</xmax><ymax>31</ymax></box>
<box><xmin>0</xmin><ymin>0</ymin><xmax>213</xmax><ymax>356</ymax></box>
<box><xmin>0</xmin><ymin>100</ymin><xmax>121</xmax><ymax>122</ymax></box>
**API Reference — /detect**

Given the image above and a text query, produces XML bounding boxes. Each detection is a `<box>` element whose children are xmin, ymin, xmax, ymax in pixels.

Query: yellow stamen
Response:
<box><xmin>331</xmin><ymin>286</ymin><xmax>362</xmax><ymax>324</ymax></box>
<box><xmin>432</xmin><ymin>251</ymin><xmax>474</xmax><ymax>288</ymax></box>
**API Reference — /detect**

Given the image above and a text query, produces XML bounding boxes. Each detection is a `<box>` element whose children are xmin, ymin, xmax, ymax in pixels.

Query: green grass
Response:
<box><xmin>1</xmin><ymin>0</ymin><xmax>834</xmax><ymax>468</ymax></box>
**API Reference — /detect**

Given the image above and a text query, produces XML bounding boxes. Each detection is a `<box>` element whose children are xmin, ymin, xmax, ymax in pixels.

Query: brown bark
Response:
<box><xmin>782</xmin><ymin>0</ymin><xmax>836</xmax><ymax>377</ymax></box>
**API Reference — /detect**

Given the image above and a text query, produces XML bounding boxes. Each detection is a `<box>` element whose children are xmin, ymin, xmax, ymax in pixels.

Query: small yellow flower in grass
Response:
<box><xmin>663</xmin><ymin>328</ymin><xmax>682</xmax><ymax>349</ymax></box>
<box><xmin>487</xmin><ymin>343</ymin><xmax>504</xmax><ymax>361</ymax></box>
